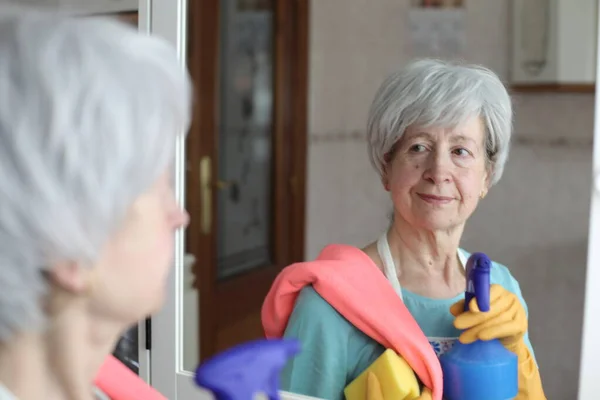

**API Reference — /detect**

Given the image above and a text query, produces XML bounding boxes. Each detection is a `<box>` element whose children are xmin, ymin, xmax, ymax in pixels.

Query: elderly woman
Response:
<box><xmin>262</xmin><ymin>60</ymin><xmax>545</xmax><ymax>400</ymax></box>
<box><xmin>0</xmin><ymin>7</ymin><xmax>190</xmax><ymax>400</ymax></box>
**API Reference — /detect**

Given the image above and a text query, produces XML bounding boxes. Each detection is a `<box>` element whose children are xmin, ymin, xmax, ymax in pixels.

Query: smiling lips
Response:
<box><xmin>417</xmin><ymin>193</ymin><xmax>455</xmax><ymax>205</ymax></box>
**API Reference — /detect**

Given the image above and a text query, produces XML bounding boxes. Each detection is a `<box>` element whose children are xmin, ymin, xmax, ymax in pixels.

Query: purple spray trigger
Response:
<box><xmin>194</xmin><ymin>338</ymin><xmax>301</xmax><ymax>400</ymax></box>
<box><xmin>464</xmin><ymin>252</ymin><xmax>492</xmax><ymax>312</ymax></box>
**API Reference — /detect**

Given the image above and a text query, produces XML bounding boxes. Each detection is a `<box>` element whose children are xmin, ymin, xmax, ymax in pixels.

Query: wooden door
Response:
<box><xmin>186</xmin><ymin>0</ymin><xmax>309</xmax><ymax>361</ymax></box>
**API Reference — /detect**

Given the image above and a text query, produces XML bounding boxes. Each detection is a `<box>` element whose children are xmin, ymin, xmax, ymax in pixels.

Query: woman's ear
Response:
<box><xmin>381</xmin><ymin>173</ymin><xmax>390</xmax><ymax>192</ymax></box>
<box><xmin>381</xmin><ymin>155</ymin><xmax>394</xmax><ymax>192</ymax></box>
<box><xmin>484</xmin><ymin>162</ymin><xmax>493</xmax><ymax>187</ymax></box>
<box><xmin>480</xmin><ymin>173</ymin><xmax>490</xmax><ymax>199</ymax></box>
<box><xmin>47</xmin><ymin>262</ymin><xmax>92</xmax><ymax>295</ymax></box>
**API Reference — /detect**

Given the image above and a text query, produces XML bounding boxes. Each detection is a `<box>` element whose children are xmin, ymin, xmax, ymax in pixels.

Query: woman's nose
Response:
<box><xmin>422</xmin><ymin>151</ymin><xmax>453</xmax><ymax>184</ymax></box>
<box><xmin>172</xmin><ymin>207</ymin><xmax>190</xmax><ymax>229</ymax></box>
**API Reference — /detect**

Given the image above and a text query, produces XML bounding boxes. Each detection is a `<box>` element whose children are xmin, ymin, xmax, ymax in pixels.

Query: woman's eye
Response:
<box><xmin>453</xmin><ymin>148</ymin><xmax>471</xmax><ymax>157</ymax></box>
<box><xmin>410</xmin><ymin>144</ymin><xmax>427</xmax><ymax>153</ymax></box>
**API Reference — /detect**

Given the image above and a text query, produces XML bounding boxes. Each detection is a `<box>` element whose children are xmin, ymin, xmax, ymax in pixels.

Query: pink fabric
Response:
<box><xmin>262</xmin><ymin>244</ymin><xmax>443</xmax><ymax>400</ymax></box>
<box><xmin>95</xmin><ymin>355</ymin><xmax>166</xmax><ymax>400</ymax></box>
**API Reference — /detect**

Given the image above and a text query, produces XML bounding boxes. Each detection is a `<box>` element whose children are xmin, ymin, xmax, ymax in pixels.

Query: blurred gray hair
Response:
<box><xmin>0</xmin><ymin>7</ymin><xmax>192</xmax><ymax>340</ymax></box>
<box><xmin>367</xmin><ymin>59</ymin><xmax>512</xmax><ymax>185</ymax></box>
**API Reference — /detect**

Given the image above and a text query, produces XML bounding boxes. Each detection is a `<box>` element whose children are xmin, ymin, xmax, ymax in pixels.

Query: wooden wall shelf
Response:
<box><xmin>510</xmin><ymin>84</ymin><xmax>596</xmax><ymax>94</ymax></box>
<box><xmin>116</xmin><ymin>11</ymin><xmax>138</xmax><ymax>26</ymax></box>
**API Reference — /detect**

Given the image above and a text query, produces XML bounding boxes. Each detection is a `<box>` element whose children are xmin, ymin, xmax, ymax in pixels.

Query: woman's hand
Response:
<box><xmin>449</xmin><ymin>284</ymin><xmax>526</xmax><ymax>351</ymax></box>
<box><xmin>366</xmin><ymin>372</ymin><xmax>432</xmax><ymax>400</ymax></box>
<box><xmin>449</xmin><ymin>284</ymin><xmax>546</xmax><ymax>399</ymax></box>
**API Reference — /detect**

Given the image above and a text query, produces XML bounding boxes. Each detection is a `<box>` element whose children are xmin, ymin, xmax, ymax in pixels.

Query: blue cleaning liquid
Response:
<box><xmin>439</xmin><ymin>253</ymin><xmax>518</xmax><ymax>400</ymax></box>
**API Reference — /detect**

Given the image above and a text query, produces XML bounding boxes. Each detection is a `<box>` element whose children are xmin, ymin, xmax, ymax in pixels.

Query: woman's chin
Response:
<box><xmin>147</xmin><ymin>288</ymin><xmax>167</xmax><ymax>315</ymax></box>
<box><xmin>413</xmin><ymin>217</ymin><xmax>459</xmax><ymax>233</ymax></box>
<box><xmin>129</xmin><ymin>287</ymin><xmax>167</xmax><ymax>322</ymax></box>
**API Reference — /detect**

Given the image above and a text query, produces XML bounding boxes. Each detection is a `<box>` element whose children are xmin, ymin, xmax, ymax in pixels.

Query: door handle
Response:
<box><xmin>215</xmin><ymin>180</ymin><xmax>236</xmax><ymax>190</ymax></box>
<box><xmin>199</xmin><ymin>156</ymin><xmax>212</xmax><ymax>235</ymax></box>
<box><xmin>215</xmin><ymin>179</ymin><xmax>240</xmax><ymax>203</ymax></box>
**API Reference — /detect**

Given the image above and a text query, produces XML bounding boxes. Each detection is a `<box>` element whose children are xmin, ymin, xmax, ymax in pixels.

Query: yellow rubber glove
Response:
<box><xmin>450</xmin><ymin>284</ymin><xmax>546</xmax><ymax>400</ymax></box>
<box><xmin>366</xmin><ymin>372</ymin><xmax>432</xmax><ymax>400</ymax></box>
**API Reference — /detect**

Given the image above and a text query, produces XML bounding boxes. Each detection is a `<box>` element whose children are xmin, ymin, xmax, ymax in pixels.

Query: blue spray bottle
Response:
<box><xmin>194</xmin><ymin>338</ymin><xmax>301</xmax><ymax>400</ymax></box>
<box><xmin>439</xmin><ymin>252</ymin><xmax>519</xmax><ymax>400</ymax></box>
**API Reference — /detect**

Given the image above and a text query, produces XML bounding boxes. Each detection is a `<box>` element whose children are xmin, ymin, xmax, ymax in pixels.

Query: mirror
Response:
<box><xmin>296</xmin><ymin>2</ymin><xmax>592</xmax><ymax>397</ymax></box>
<box><xmin>152</xmin><ymin>1</ymin><xmax>600</xmax><ymax>399</ymax></box>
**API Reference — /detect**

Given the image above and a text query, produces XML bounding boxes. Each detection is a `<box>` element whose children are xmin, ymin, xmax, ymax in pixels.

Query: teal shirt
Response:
<box><xmin>281</xmin><ymin>251</ymin><xmax>536</xmax><ymax>400</ymax></box>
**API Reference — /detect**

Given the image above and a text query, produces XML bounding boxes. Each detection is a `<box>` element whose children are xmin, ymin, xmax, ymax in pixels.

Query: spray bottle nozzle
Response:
<box><xmin>195</xmin><ymin>338</ymin><xmax>301</xmax><ymax>400</ymax></box>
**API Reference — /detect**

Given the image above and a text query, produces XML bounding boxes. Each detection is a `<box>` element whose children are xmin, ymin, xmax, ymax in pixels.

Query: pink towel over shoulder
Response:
<box><xmin>95</xmin><ymin>355</ymin><xmax>166</xmax><ymax>400</ymax></box>
<box><xmin>262</xmin><ymin>244</ymin><xmax>443</xmax><ymax>400</ymax></box>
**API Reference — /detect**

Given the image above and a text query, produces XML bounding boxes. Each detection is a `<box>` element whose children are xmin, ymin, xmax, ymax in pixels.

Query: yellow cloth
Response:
<box><xmin>450</xmin><ymin>284</ymin><xmax>546</xmax><ymax>400</ymax></box>
<box><xmin>365</xmin><ymin>372</ymin><xmax>432</xmax><ymax>400</ymax></box>
<box><xmin>344</xmin><ymin>349</ymin><xmax>420</xmax><ymax>400</ymax></box>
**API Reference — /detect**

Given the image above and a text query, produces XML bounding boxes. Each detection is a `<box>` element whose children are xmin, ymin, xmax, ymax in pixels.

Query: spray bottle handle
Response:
<box><xmin>464</xmin><ymin>252</ymin><xmax>492</xmax><ymax>313</ymax></box>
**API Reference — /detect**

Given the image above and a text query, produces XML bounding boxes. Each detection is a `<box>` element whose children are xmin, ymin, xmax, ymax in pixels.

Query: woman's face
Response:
<box><xmin>88</xmin><ymin>170</ymin><xmax>189</xmax><ymax>325</ymax></box>
<box><xmin>384</xmin><ymin>116</ymin><xmax>489</xmax><ymax>232</ymax></box>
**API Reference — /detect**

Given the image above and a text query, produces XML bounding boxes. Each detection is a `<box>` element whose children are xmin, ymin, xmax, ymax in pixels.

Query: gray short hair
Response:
<box><xmin>367</xmin><ymin>59</ymin><xmax>512</xmax><ymax>185</ymax></box>
<box><xmin>0</xmin><ymin>8</ymin><xmax>192</xmax><ymax>340</ymax></box>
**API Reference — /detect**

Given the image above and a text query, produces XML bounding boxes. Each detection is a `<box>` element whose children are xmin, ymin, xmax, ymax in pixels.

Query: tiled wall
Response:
<box><xmin>305</xmin><ymin>1</ymin><xmax>594</xmax><ymax>398</ymax></box>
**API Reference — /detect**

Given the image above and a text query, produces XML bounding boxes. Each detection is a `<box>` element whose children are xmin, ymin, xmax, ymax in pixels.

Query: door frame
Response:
<box><xmin>122</xmin><ymin>4</ymin><xmax>150</xmax><ymax>385</ymax></box>
<box><xmin>137</xmin><ymin>0</ymin><xmax>600</xmax><ymax>397</ymax></box>
<box><xmin>140</xmin><ymin>0</ymin><xmax>192</xmax><ymax>398</ymax></box>
<box><xmin>578</xmin><ymin>2</ymin><xmax>600</xmax><ymax>398</ymax></box>
<box><xmin>186</xmin><ymin>0</ymin><xmax>309</xmax><ymax>360</ymax></box>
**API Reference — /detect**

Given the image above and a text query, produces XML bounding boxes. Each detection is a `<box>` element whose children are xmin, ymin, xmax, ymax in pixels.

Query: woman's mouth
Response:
<box><xmin>417</xmin><ymin>193</ymin><xmax>455</xmax><ymax>205</ymax></box>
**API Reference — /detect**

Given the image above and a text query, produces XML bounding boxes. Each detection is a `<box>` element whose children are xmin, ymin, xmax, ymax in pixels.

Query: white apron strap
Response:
<box><xmin>376</xmin><ymin>232</ymin><xmax>469</xmax><ymax>303</ymax></box>
<box><xmin>377</xmin><ymin>232</ymin><xmax>405</xmax><ymax>301</ymax></box>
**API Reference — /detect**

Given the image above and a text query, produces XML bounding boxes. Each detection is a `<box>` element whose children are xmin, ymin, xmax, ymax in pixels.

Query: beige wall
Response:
<box><xmin>305</xmin><ymin>1</ymin><xmax>593</xmax><ymax>398</ymax></box>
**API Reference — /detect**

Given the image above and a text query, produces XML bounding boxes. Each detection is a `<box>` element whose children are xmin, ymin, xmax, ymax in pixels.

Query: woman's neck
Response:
<box><xmin>387</xmin><ymin>217</ymin><xmax>465</xmax><ymax>279</ymax></box>
<box><xmin>0</xmin><ymin>299</ymin><xmax>123</xmax><ymax>400</ymax></box>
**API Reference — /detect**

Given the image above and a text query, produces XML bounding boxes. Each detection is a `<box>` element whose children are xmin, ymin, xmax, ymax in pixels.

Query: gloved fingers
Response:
<box><xmin>489</xmin><ymin>284</ymin><xmax>506</xmax><ymax>301</ymax></box>
<box><xmin>470</xmin><ymin>284</ymin><xmax>506</xmax><ymax>311</ymax></box>
<box><xmin>366</xmin><ymin>371</ymin><xmax>384</xmax><ymax>400</ymax></box>
<box><xmin>470</xmin><ymin>288</ymin><xmax>515</xmax><ymax>313</ymax></box>
<box><xmin>458</xmin><ymin>323</ymin><xmax>521</xmax><ymax>345</ymax></box>
<box><xmin>458</xmin><ymin>326</ymin><xmax>480</xmax><ymax>344</ymax></box>
<box><xmin>451</xmin><ymin>285</ymin><xmax>511</xmax><ymax>318</ymax></box>
<box><xmin>468</xmin><ymin>284</ymin><xmax>515</xmax><ymax>312</ymax></box>
<box><xmin>457</xmin><ymin>305</ymin><xmax>517</xmax><ymax>337</ymax></box>
<box><xmin>458</xmin><ymin>300</ymin><xmax>524</xmax><ymax>343</ymax></box>
<box><xmin>476</xmin><ymin>319</ymin><xmax>524</xmax><ymax>342</ymax></box>
<box><xmin>417</xmin><ymin>387</ymin><xmax>433</xmax><ymax>400</ymax></box>
<box><xmin>454</xmin><ymin>293</ymin><xmax>514</xmax><ymax>329</ymax></box>
<box><xmin>449</xmin><ymin>300</ymin><xmax>465</xmax><ymax>317</ymax></box>
<box><xmin>480</xmin><ymin>304</ymin><xmax>527</xmax><ymax>341</ymax></box>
